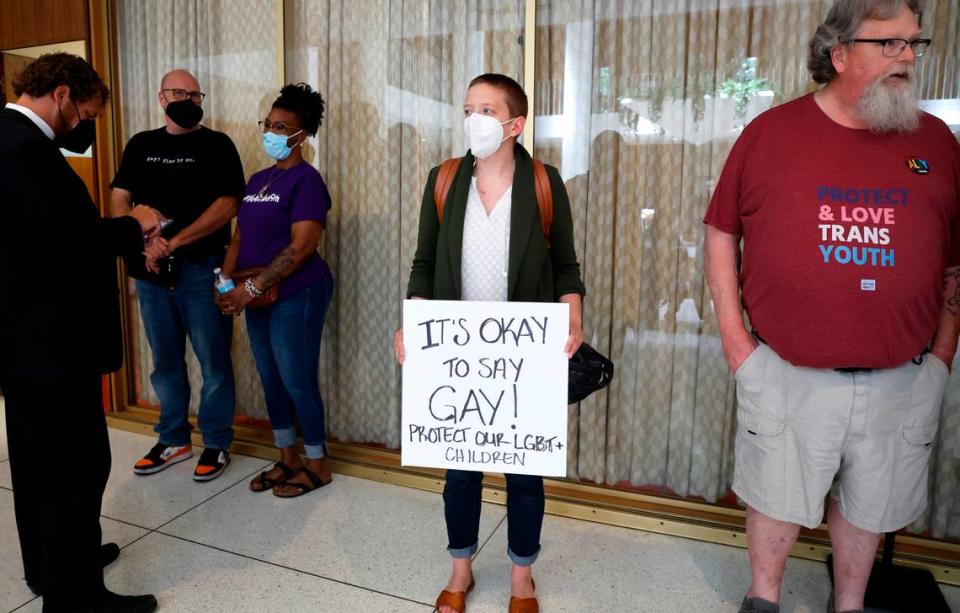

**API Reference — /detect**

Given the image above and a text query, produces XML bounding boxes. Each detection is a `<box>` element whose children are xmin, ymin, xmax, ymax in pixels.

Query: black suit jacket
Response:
<box><xmin>0</xmin><ymin>107</ymin><xmax>144</xmax><ymax>381</ymax></box>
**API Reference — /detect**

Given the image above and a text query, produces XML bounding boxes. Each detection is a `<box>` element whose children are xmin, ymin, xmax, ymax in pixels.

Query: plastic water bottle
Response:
<box><xmin>214</xmin><ymin>267</ymin><xmax>235</xmax><ymax>294</ymax></box>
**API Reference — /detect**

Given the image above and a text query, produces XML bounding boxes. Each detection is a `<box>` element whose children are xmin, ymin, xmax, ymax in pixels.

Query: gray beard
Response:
<box><xmin>856</xmin><ymin>77</ymin><xmax>920</xmax><ymax>134</ymax></box>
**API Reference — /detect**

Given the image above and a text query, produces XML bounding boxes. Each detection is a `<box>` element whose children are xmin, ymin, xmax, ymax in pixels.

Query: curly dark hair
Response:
<box><xmin>12</xmin><ymin>52</ymin><xmax>110</xmax><ymax>103</ymax></box>
<box><xmin>272</xmin><ymin>83</ymin><xmax>325</xmax><ymax>136</ymax></box>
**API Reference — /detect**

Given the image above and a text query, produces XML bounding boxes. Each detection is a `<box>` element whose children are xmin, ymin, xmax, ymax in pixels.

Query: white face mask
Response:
<box><xmin>463</xmin><ymin>112</ymin><xmax>517</xmax><ymax>159</ymax></box>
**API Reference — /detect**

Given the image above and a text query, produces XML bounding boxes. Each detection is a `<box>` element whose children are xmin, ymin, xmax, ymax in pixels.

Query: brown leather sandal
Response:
<box><xmin>272</xmin><ymin>466</ymin><xmax>331</xmax><ymax>498</ymax></box>
<box><xmin>249</xmin><ymin>461</ymin><xmax>296</xmax><ymax>492</ymax></box>
<box><xmin>434</xmin><ymin>577</ymin><xmax>475</xmax><ymax>612</ymax></box>
<box><xmin>508</xmin><ymin>578</ymin><xmax>538</xmax><ymax>613</ymax></box>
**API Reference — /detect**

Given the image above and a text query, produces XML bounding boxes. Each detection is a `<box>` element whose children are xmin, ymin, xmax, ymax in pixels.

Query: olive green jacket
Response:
<box><xmin>406</xmin><ymin>144</ymin><xmax>585</xmax><ymax>302</ymax></box>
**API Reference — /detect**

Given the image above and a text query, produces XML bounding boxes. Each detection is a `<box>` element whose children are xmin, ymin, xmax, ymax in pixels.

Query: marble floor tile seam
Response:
<box><xmin>151</xmin><ymin>477</ymin><xmax>509</xmax><ymax>592</ymax></box>
<box><xmin>5</xmin><ymin>527</ymin><xmax>438</xmax><ymax>611</ymax></box>
<box><xmin>99</xmin><ymin>513</ymin><xmax>162</xmax><ymax>533</ymax></box>
<box><xmin>3</xmin><ymin>526</ymin><xmax>161</xmax><ymax>612</ymax></box>
<box><xmin>108</xmin><ymin>523</ymin><xmax>162</xmax><ymax>563</ymax></box>
<box><xmin>151</xmin><ymin>529</ymin><xmax>437</xmax><ymax>609</ymax></box>
<box><xmin>475</xmin><ymin>513</ymin><xmax>507</xmax><ymax>558</ymax></box>
<box><xmin>2</xmin><ymin>457</ymin><xmax>272</xmax><ymax>531</ymax></box>
<box><xmin>11</xmin><ymin>595</ymin><xmax>38</xmax><ymax>612</ymax></box>
<box><xmin>148</xmin><ymin>460</ymin><xmax>273</xmax><ymax>533</ymax></box>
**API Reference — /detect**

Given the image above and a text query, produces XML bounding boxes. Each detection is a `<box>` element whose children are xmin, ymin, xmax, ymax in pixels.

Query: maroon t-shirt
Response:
<box><xmin>704</xmin><ymin>94</ymin><xmax>960</xmax><ymax>369</ymax></box>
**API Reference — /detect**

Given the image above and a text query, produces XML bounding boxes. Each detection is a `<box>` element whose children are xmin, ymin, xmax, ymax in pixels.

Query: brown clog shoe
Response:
<box><xmin>434</xmin><ymin>577</ymin><xmax>475</xmax><ymax>612</ymax></box>
<box><xmin>508</xmin><ymin>596</ymin><xmax>539</xmax><ymax>613</ymax></box>
<box><xmin>508</xmin><ymin>578</ymin><xmax>538</xmax><ymax>613</ymax></box>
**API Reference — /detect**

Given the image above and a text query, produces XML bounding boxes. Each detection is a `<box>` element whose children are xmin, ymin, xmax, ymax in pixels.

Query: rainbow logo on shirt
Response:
<box><xmin>906</xmin><ymin>158</ymin><xmax>929</xmax><ymax>175</ymax></box>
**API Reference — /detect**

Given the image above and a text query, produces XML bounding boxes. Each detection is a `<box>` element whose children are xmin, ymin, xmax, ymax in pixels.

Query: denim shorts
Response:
<box><xmin>732</xmin><ymin>343</ymin><xmax>946</xmax><ymax>532</ymax></box>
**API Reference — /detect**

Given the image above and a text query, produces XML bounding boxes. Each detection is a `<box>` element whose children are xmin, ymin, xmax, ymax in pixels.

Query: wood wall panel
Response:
<box><xmin>65</xmin><ymin>156</ymin><xmax>96</xmax><ymax>201</ymax></box>
<box><xmin>0</xmin><ymin>0</ymin><xmax>88</xmax><ymax>50</ymax></box>
<box><xmin>2</xmin><ymin>53</ymin><xmax>32</xmax><ymax>104</ymax></box>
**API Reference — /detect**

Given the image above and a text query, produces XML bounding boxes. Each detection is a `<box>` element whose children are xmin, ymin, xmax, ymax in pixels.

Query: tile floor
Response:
<box><xmin>0</xmin><ymin>402</ymin><xmax>957</xmax><ymax>612</ymax></box>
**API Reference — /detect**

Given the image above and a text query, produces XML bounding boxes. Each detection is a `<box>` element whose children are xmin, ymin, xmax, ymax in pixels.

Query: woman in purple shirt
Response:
<box><xmin>217</xmin><ymin>83</ymin><xmax>334</xmax><ymax>497</ymax></box>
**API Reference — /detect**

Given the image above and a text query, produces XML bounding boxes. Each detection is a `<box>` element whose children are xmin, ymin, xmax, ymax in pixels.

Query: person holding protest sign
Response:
<box><xmin>217</xmin><ymin>83</ymin><xmax>335</xmax><ymax>498</ymax></box>
<box><xmin>395</xmin><ymin>73</ymin><xmax>585</xmax><ymax>613</ymax></box>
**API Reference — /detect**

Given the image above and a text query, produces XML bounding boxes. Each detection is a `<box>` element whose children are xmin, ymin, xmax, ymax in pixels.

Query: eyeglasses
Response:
<box><xmin>847</xmin><ymin>38</ymin><xmax>932</xmax><ymax>58</ymax></box>
<box><xmin>258</xmin><ymin>119</ymin><xmax>302</xmax><ymax>134</ymax></box>
<box><xmin>161</xmin><ymin>88</ymin><xmax>206</xmax><ymax>103</ymax></box>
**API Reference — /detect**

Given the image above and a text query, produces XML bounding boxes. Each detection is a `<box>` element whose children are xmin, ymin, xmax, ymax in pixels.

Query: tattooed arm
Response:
<box><xmin>221</xmin><ymin>220</ymin><xmax>324</xmax><ymax>312</ymax></box>
<box><xmin>251</xmin><ymin>220</ymin><xmax>324</xmax><ymax>292</ymax></box>
<box><xmin>930</xmin><ymin>265</ymin><xmax>960</xmax><ymax>370</ymax></box>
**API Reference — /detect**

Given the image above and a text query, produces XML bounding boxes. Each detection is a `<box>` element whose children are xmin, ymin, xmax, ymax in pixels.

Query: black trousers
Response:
<box><xmin>1</xmin><ymin>373</ymin><xmax>110</xmax><ymax>611</ymax></box>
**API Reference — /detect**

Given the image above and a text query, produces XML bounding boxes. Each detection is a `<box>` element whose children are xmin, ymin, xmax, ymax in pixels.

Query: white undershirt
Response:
<box><xmin>461</xmin><ymin>177</ymin><xmax>512</xmax><ymax>302</ymax></box>
<box><xmin>5</xmin><ymin>103</ymin><xmax>55</xmax><ymax>140</ymax></box>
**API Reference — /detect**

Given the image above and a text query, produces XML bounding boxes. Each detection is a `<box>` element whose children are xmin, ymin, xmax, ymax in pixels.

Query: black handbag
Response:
<box><xmin>568</xmin><ymin>343</ymin><xmax>614</xmax><ymax>403</ymax></box>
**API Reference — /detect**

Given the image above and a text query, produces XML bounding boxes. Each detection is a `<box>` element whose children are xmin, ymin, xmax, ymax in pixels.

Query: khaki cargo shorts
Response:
<box><xmin>731</xmin><ymin>343</ymin><xmax>946</xmax><ymax>532</ymax></box>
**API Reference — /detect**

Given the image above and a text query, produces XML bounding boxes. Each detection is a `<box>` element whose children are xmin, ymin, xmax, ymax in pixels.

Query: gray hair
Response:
<box><xmin>808</xmin><ymin>0</ymin><xmax>922</xmax><ymax>84</ymax></box>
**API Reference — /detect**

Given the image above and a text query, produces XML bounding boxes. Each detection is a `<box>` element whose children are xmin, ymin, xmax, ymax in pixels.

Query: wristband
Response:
<box><xmin>244</xmin><ymin>278</ymin><xmax>264</xmax><ymax>298</ymax></box>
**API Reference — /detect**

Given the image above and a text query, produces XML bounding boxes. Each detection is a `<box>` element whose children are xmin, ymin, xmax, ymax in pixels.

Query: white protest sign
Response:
<box><xmin>401</xmin><ymin>300</ymin><xmax>569</xmax><ymax>477</ymax></box>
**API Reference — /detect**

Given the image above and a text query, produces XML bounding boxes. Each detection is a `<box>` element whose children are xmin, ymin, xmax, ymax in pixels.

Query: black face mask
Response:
<box><xmin>165</xmin><ymin>99</ymin><xmax>203</xmax><ymax>129</ymax></box>
<box><xmin>55</xmin><ymin>98</ymin><xmax>97</xmax><ymax>153</ymax></box>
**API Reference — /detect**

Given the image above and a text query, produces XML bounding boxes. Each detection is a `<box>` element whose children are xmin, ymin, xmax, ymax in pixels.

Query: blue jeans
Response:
<box><xmin>244</xmin><ymin>276</ymin><xmax>334</xmax><ymax>459</ymax></box>
<box><xmin>444</xmin><ymin>470</ymin><xmax>545</xmax><ymax>566</ymax></box>
<box><xmin>136</xmin><ymin>255</ymin><xmax>236</xmax><ymax>450</ymax></box>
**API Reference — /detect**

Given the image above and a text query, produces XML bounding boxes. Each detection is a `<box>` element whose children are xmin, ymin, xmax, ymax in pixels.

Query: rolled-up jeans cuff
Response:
<box><xmin>303</xmin><ymin>443</ymin><xmax>326</xmax><ymax>459</ymax></box>
<box><xmin>507</xmin><ymin>546</ymin><xmax>540</xmax><ymax>567</ymax></box>
<box><xmin>448</xmin><ymin>542</ymin><xmax>478</xmax><ymax>559</ymax></box>
<box><xmin>273</xmin><ymin>428</ymin><xmax>296</xmax><ymax>449</ymax></box>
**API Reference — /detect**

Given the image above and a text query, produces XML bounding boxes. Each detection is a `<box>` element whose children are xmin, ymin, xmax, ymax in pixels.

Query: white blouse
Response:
<box><xmin>461</xmin><ymin>177</ymin><xmax>512</xmax><ymax>302</ymax></box>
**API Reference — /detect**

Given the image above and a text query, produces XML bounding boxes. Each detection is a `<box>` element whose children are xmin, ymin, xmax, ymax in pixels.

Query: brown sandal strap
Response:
<box><xmin>508</xmin><ymin>579</ymin><xmax>537</xmax><ymax>613</ymax></box>
<box><xmin>434</xmin><ymin>578</ymin><xmax>475</xmax><ymax>612</ymax></box>
<box><xmin>508</xmin><ymin>596</ymin><xmax>539</xmax><ymax>613</ymax></box>
<box><xmin>271</xmin><ymin>467</ymin><xmax>331</xmax><ymax>498</ymax></box>
<box><xmin>435</xmin><ymin>590</ymin><xmax>467</xmax><ymax>612</ymax></box>
<box><xmin>249</xmin><ymin>462</ymin><xmax>297</xmax><ymax>491</ymax></box>
<box><xmin>299</xmin><ymin>466</ymin><xmax>327</xmax><ymax>489</ymax></box>
<box><xmin>273</xmin><ymin>461</ymin><xmax>296</xmax><ymax>479</ymax></box>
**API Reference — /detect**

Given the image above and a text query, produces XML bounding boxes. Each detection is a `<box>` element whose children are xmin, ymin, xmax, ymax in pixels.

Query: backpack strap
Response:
<box><xmin>432</xmin><ymin>156</ymin><xmax>554</xmax><ymax>241</ymax></box>
<box><xmin>532</xmin><ymin>159</ymin><xmax>553</xmax><ymax>240</ymax></box>
<box><xmin>433</xmin><ymin>157</ymin><xmax>463</xmax><ymax>223</ymax></box>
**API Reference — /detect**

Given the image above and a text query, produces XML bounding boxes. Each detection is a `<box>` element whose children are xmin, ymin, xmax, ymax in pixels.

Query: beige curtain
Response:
<box><xmin>534</xmin><ymin>0</ymin><xmax>960</xmax><ymax>539</ymax></box>
<box><xmin>283</xmin><ymin>0</ymin><xmax>525</xmax><ymax>444</ymax></box>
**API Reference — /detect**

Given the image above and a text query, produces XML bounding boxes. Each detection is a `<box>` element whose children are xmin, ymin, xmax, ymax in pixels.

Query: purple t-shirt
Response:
<box><xmin>238</xmin><ymin>161</ymin><xmax>332</xmax><ymax>299</ymax></box>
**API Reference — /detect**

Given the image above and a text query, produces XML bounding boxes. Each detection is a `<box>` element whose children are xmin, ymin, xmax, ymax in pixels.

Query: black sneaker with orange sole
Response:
<box><xmin>193</xmin><ymin>447</ymin><xmax>230</xmax><ymax>482</ymax></box>
<box><xmin>133</xmin><ymin>442</ymin><xmax>193</xmax><ymax>475</ymax></box>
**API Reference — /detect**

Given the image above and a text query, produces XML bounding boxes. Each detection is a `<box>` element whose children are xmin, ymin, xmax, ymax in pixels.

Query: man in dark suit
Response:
<box><xmin>0</xmin><ymin>53</ymin><xmax>161</xmax><ymax>612</ymax></box>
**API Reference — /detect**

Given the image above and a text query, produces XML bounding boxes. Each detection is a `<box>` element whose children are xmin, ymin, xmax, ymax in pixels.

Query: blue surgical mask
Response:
<box><xmin>262</xmin><ymin>130</ymin><xmax>303</xmax><ymax>160</ymax></box>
